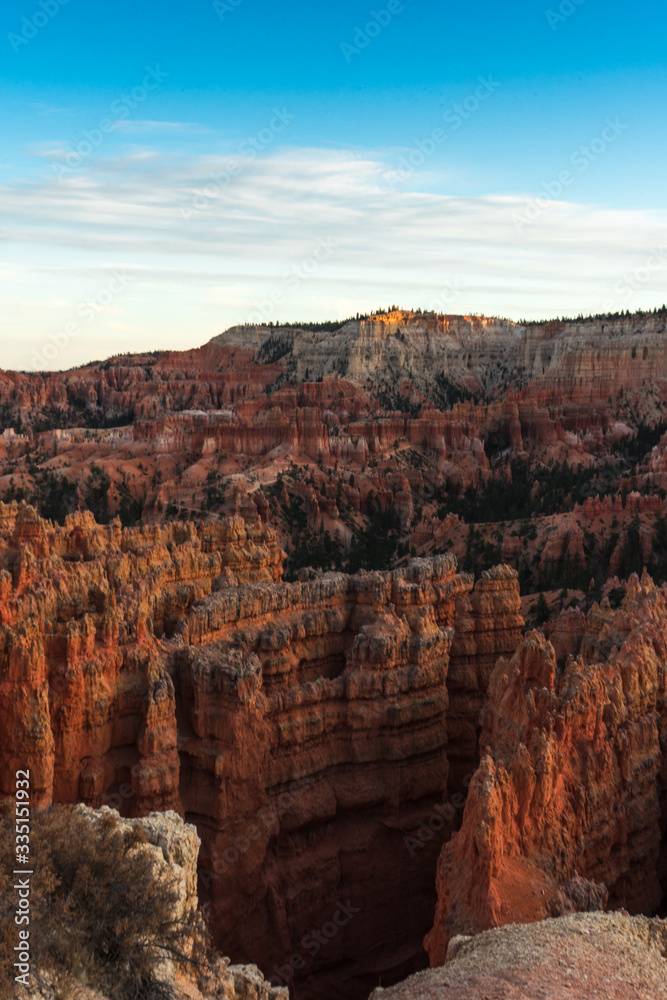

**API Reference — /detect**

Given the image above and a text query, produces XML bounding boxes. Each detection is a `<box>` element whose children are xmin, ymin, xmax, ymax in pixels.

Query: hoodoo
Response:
<box><xmin>0</xmin><ymin>500</ymin><xmax>526</xmax><ymax>997</ymax></box>
<box><xmin>1</xmin><ymin>311</ymin><xmax>667</xmax><ymax>998</ymax></box>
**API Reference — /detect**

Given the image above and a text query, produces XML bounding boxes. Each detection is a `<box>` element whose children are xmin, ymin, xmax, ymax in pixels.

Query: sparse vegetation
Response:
<box><xmin>203</xmin><ymin>470</ymin><xmax>227</xmax><ymax>511</ymax></box>
<box><xmin>0</xmin><ymin>803</ymin><xmax>209</xmax><ymax>1000</ymax></box>
<box><xmin>256</xmin><ymin>332</ymin><xmax>294</xmax><ymax>364</ymax></box>
<box><xmin>532</xmin><ymin>591</ymin><xmax>551</xmax><ymax>625</ymax></box>
<box><xmin>85</xmin><ymin>464</ymin><xmax>112</xmax><ymax>524</ymax></box>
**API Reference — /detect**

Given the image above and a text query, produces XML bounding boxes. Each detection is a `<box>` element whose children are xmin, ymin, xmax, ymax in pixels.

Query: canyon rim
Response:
<box><xmin>1</xmin><ymin>310</ymin><xmax>667</xmax><ymax>997</ymax></box>
<box><xmin>3</xmin><ymin>1</ymin><xmax>667</xmax><ymax>994</ymax></box>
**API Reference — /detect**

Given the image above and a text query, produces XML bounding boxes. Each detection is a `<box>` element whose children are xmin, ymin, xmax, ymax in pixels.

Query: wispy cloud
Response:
<box><xmin>31</xmin><ymin>103</ymin><xmax>77</xmax><ymax>116</ymax></box>
<box><xmin>0</xmin><ymin>144</ymin><xmax>666</xmax><ymax>370</ymax></box>
<box><xmin>112</xmin><ymin>120</ymin><xmax>212</xmax><ymax>134</ymax></box>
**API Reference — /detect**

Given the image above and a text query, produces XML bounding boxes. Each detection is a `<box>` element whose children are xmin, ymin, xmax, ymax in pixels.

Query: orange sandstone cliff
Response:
<box><xmin>0</xmin><ymin>503</ymin><xmax>283</xmax><ymax>807</ymax></box>
<box><xmin>2</xmin><ymin>310</ymin><xmax>667</xmax><ymax>604</ymax></box>
<box><xmin>3</xmin><ymin>310</ymin><xmax>667</xmax><ymax>998</ymax></box>
<box><xmin>0</xmin><ymin>501</ymin><xmax>523</xmax><ymax>999</ymax></box>
<box><xmin>426</xmin><ymin>570</ymin><xmax>667</xmax><ymax>966</ymax></box>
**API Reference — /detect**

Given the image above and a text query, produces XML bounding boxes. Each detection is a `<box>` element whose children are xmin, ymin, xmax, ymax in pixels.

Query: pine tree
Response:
<box><xmin>533</xmin><ymin>591</ymin><xmax>550</xmax><ymax>625</ymax></box>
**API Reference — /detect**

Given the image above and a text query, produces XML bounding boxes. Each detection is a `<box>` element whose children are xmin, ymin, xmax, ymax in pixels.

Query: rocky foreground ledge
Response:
<box><xmin>16</xmin><ymin>806</ymin><xmax>667</xmax><ymax>1000</ymax></box>
<box><xmin>370</xmin><ymin>912</ymin><xmax>667</xmax><ymax>1000</ymax></box>
<box><xmin>20</xmin><ymin>806</ymin><xmax>287</xmax><ymax>1000</ymax></box>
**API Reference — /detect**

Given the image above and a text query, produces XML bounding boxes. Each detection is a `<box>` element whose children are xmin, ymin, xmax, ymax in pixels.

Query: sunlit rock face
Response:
<box><xmin>2</xmin><ymin>310</ymin><xmax>667</xmax><ymax>604</ymax></box>
<box><xmin>426</xmin><ymin>570</ymin><xmax>667</xmax><ymax>966</ymax></box>
<box><xmin>0</xmin><ymin>503</ymin><xmax>284</xmax><ymax>810</ymax></box>
<box><xmin>176</xmin><ymin>557</ymin><xmax>522</xmax><ymax>999</ymax></box>
<box><xmin>0</xmin><ymin>502</ymin><xmax>525</xmax><ymax>999</ymax></box>
<box><xmin>3</xmin><ymin>309</ymin><xmax>667</xmax><ymax>1000</ymax></box>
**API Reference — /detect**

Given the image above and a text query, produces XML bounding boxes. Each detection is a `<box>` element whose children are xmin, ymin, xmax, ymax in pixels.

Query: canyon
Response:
<box><xmin>2</xmin><ymin>311</ymin><xmax>667</xmax><ymax>606</ymax></box>
<box><xmin>1</xmin><ymin>309</ymin><xmax>667</xmax><ymax>998</ymax></box>
<box><xmin>0</xmin><ymin>499</ymin><xmax>523</xmax><ymax>997</ymax></box>
<box><xmin>3</xmin><ymin>496</ymin><xmax>667</xmax><ymax>996</ymax></box>
<box><xmin>426</xmin><ymin>568</ymin><xmax>667</xmax><ymax>964</ymax></box>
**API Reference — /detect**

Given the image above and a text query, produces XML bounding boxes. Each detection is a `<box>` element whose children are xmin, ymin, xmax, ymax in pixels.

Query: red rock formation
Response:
<box><xmin>544</xmin><ymin>605</ymin><xmax>587</xmax><ymax>664</ymax></box>
<box><xmin>211</xmin><ymin>311</ymin><xmax>667</xmax><ymax>413</ymax></box>
<box><xmin>446</xmin><ymin>566</ymin><xmax>524</xmax><ymax>796</ymax></box>
<box><xmin>3</xmin><ymin>308</ymin><xmax>667</xmax><ymax>998</ymax></box>
<box><xmin>426</xmin><ymin>570</ymin><xmax>667</xmax><ymax>965</ymax></box>
<box><xmin>2</xmin><ymin>310</ymin><xmax>667</xmax><ymax>608</ymax></box>
<box><xmin>176</xmin><ymin>556</ymin><xmax>521</xmax><ymax>998</ymax></box>
<box><xmin>0</xmin><ymin>503</ymin><xmax>284</xmax><ymax>809</ymax></box>
<box><xmin>0</xmin><ymin>500</ymin><xmax>526</xmax><ymax>999</ymax></box>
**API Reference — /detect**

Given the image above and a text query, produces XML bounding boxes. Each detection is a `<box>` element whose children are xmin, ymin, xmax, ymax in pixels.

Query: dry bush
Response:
<box><xmin>0</xmin><ymin>803</ymin><xmax>210</xmax><ymax>1000</ymax></box>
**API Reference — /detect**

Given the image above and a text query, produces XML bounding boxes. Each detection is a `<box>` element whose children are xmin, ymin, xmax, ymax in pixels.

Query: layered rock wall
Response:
<box><xmin>178</xmin><ymin>556</ymin><xmax>463</xmax><ymax>998</ymax></box>
<box><xmin>0</xmin><ymin>503</ymin><xmax>283</xmax><ymax>809</ymax></box>
<box><xmin>0</xmin><ymin>501</ymin><xmax>525</xmax><ymax>999</ymax></box>
<box><xmin>213</xmin><ymin>312</ymin><xmax>667</xmax><ymax>405</ymax></box>
<box><xmin>445</xmin><ymin>566</ymin><xmax>524</xmax><ymax>795</ymax></box>
<box><xmin>172</xmin><ymin>555</ymin><xmax>518</xmax><ymax>996</ymax></box>
<box><xmin>426</xmin><ymin>571</ymin><xmax>667</xmax><ymax>965</ymax></box>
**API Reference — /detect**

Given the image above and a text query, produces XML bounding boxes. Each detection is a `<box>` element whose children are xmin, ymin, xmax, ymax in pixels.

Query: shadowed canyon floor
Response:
<box><xmin>0</xmin><ymin>502</ymin><xmax>523</xmax><ymax>998</ymax></box>
<box><xmin>2</xmin><ymin>502</ymin><xmax>667</xmax><ymax>997</ymax></box>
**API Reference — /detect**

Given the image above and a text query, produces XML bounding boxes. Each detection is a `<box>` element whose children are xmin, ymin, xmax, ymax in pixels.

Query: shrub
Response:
<box><xmin>532</xmin><ymin>592</ymin><xmax>551</xmax><ymax>625</ymax></box>
<box><xmin>608</xmin><ymin>587</ymin><xmax>625</xmax><ymax>609</ymax></box>
<box><xmin>0</xmin><ymin>803</ymin><xmax>209</xmax><ymax>1000</ymax></box>
<box><xmin>85</xmin><ymin>464</ymin><xmax>112</xmax><ymax>524</ymax></box>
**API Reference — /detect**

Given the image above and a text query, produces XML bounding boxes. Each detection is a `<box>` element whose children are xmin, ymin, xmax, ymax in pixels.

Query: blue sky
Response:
<box><xmin>1</xmin><ymin>0</ymin><xmax>666</xmax><ymax>370</ymax></box>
